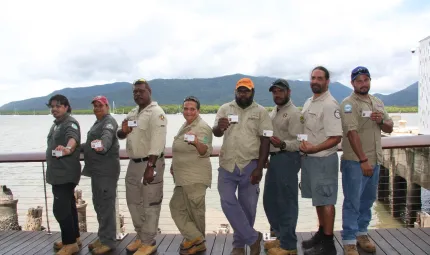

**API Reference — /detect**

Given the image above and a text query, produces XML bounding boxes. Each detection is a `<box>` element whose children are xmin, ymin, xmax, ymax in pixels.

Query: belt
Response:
<box><xmin>270</xmin><ymin>150</ymin><xmax>287</xmax><ymax>156</ymax></box>
<box><xmin>132</xmin><ymin>153</ymin><xmax>164</xmax><ymax>163</ymax></box>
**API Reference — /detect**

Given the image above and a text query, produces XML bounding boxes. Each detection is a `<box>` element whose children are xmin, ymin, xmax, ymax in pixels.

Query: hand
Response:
<box><xmin>299</xmin><ymin>141</ymin><xmax>317</xmax><ymax>154</ymax></box>
<box><xmin>185</xmin><ymin>131</ymin><xmax>199</xmax><ymax>145</ymax></box>
<box><xmin>54</xmin><ymin>145</ymin><xmax>72</xmax><ymax>157</ymax></box>
<box><xmin>269</xmin><ymin>136</ymin><xmax>282</xmax><ymax>148</ymax></box>
<box><xmin>361</xmin><ymin>161</ymin><xmax>373</xmax><ymax>177</ymax></box>
<box><xmin>121</xmin><ymin>119</ymin><xmax>133</xmax><ymax>134</ymax></box>
<box><xmin>250</xmin><ymin>167</ymin><xmax>263</xmax><ymax>185</ymax></box>
<box><xmin>91</xmin><ymin>139</ymin><xmax>104</xmax><ymax>152</ymax></box>
<box><xmin>143</xmin><ymin>166</ymin><xmax>155</xmax><ymax>184</ymax></box>
<box><xmin>370</xmin><ymin>112</ymin><xmax>383</xmax><ymax>124</ymax></box>
<box><xmin>170</xmin><ymin>166</ymin><xmax>174</xmax><ymax>176</ymax></box>
<box><xmin>217</xmin><ymin>117</ymin><xmax>230</xmax><ymax>131</ymax></box>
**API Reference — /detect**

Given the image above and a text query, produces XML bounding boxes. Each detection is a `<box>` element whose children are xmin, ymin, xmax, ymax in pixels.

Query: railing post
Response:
<box><xmin>405</xmin><ymin>148</ymin><xmax>422</xmax><ymax>227</ymax></box>
<box><xmin>42</xmin><ymin>162</ymin><xmax>51</xmax><ymax>234</ymax></box>
<box><xmin>115</xmin><ymin>188</ymin><xmax>127</xmax><ymax>240</ymax></box>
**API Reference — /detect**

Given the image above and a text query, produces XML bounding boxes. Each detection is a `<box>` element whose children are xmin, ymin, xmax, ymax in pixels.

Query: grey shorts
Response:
<box><xmin>301</xmin><ymin>153</ymin><xmax>339</xmax><ymax>206</ymax></box>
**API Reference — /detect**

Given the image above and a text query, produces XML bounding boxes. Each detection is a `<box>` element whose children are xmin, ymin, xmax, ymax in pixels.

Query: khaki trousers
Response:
<box><xmin>169</xmin><ymin>183</ymin><xmax>207</xmax><ymax>240</ymax></box>
<box><xmin>125</xmin><ymin>158</ymin><xmax>165</xmax><ymax>244</ymax></box>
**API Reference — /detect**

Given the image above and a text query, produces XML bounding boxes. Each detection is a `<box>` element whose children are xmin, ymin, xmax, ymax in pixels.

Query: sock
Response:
<box><xmin>323</xmin><ymin>233</ymin><xmax>334</xmax><ymax>240</ymax></box>
<box><xmin>318</xmin><ymin>226</ymin><xmax>324</xmax><ymax>233</ymax></box>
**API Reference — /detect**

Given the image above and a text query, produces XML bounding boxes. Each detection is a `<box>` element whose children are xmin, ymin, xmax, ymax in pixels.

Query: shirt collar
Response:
<box><xmin>312</xmin><ymin>91</ymin><xmax>331</xmax><ymax>102</ymax></box>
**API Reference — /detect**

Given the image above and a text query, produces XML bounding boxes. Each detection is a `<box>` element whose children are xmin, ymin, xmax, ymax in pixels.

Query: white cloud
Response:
<box><xmin>0</xmin><ymin>0</ymin><xmax>429</xmax><ymax>105</ymax></box>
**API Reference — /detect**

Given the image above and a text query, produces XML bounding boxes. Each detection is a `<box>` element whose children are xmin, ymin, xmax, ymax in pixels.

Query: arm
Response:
<box><xmin>379</xmin><ymin>109</ymin><xmax>394</xmax><ymax>133</ymax></box>
<box><xmin>213</xmin><ymin>105</ymin><xmax>226</xmax><ymax>137</ymax></box>
<box><xmin>62</xmin><ymin>121</ymin><xmax>81</xmax><ymax>154</ymax></box>
<box><xmin>347</xmin><ymin>130</ymin><xmax>367</xmax><ymax>161</ymax></box>
<box><xmin>98</xmin><ymin>120</ymin><xmax>117</xmax><ymax>154</ymax></box>
<box><xmin>148</xmin><ymin>111</ymin><xmax>167</xmax><ymax>160</ymax></box>
<box><xmin>257</xmin><ymin>109</ymin><xmax>273</xmax><ymax>169</ymax></box>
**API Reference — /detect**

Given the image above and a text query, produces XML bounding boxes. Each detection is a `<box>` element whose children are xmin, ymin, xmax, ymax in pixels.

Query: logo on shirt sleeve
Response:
<box><xmin>334</xmin><ymin>109</ymin><xmax>340</xmax><ymax>119</ymax></box>
<box><xmin>159</xmin><ymin>114</ymin><xmax>165</xmax><ymax>121</ymax></box>
<box><xmin>105</xmin><ymin>123</ymin><xmax>114</xmax><ymax>130</ymax></box>
<box><xmin>300</xmin><ymin>115</ymin><xmax>305</xmax><ymax>124</ymax></box>
<box><xmin>344</xmin><ymin>104</ymin><xmax>352</xmax><ymax>113</ymax></box>
<box><xmin>71</xmin><ymin>123</ymin><xmax>78</xmax><ymax>130</ymax></box>
<box><xmin>203</xmin><ymin>136</ymin><xmax>209</xmax><ymax>144</ymax></box>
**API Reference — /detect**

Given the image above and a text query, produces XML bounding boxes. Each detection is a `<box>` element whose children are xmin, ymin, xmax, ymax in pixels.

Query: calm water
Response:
<box><xmin>0</xmin><ymin>113</ymin><xmax>428</xmax><ymax>234</ymax></box>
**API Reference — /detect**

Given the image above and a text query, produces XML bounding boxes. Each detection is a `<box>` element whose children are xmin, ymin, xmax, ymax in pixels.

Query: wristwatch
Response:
<box><xmin>280</xmin><ymin>141</ymin><xmax>286</xmax><ymax>150</ymax></box>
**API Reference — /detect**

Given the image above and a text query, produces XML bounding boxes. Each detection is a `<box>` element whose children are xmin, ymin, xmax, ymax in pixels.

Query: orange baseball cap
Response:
<box><xmin>235</xmin><ymin>78</ymin><xmax>254</xmax><ymax>90</ymax></box>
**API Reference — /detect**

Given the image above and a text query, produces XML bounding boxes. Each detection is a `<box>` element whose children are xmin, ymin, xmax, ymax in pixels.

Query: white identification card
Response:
<box><xmin>263</xmin><ymin>130</ymin><xmax>273</xmax><ymax>137</ymax></box>
<box><xmin>263</xmin><ymin>232</ymin><xmax>276</xmax><ymax>241</ymax></box>
<box><xmin>297</xmin><ymin>134</ymin><xmax>308</xmax><ymax>141</ymax></box>
<box><xmin>128</xmin><ymin>120</ymin><xmax>138</xmax><ymax>127</ymax></box>
<box><xmin>184</xmin><ymin>134</ymin><xmax>195</xmax><ymax>142</ymax></box>
<box><xmin>228</xmin><ymin>114</ymin><xmax>239</xmax><ymax>123</ymax></box>
<box><xmin>52</xmin><ymin>150</ymin><xmax>63</xmax><ymax>157</ymax></box>
<box><xmin>91</xmin><ymin>141</ymin><xmax>102</xmax><ymax>148</ymax></box>
<box><xmin>362</xmin><ymin>111</ymin><xmax>372</xmax><ymax>117</ymax></box>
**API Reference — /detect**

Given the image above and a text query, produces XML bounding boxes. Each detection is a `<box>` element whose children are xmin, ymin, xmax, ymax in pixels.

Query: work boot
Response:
<box><xmin>133</xmin><ymin>244</ymin><xmax>157</xmax><ymax>255</ymax></box>
<box><xmin>249</xmin><ymin>232</ymin><xmax>263</xmax><ymax>255</ymax></box>
<box><xmin>91</xmin><ymin>244</ymin><xmax>112</xmax><ymax>254</ymax></box>
<box><xmin>343</xmin><ymin>244</ymin><xmax>359</xmax><ymax>255</ymax></box>
<box><xmin>267</xmin><ymin>247</ymin><xmax>297</xmax><ymax>255</ymax></box>
<box><xmin>264</xmin><ymin>239</ymin><xmax>280</xmax><ymax>250</ymax></box>
<box><xmin>126</xmin><ymin>239</ymin><xmax>142</xmax><ymax>252</ymax></box>
<box><xmin>357</xmin><ymin>235</ymin><xmax>376</xmax><ymax>253</ymax></box>
<box><xmin>55</xmin><ymin>243</ymin><xmax>79</xmax><ymax>255</ymax></box>
<box><xmin>303</xmin><ymin>239</ymin><xmax>336</xmax><ymax>255</ymax></box>
<box><xmin>230</xmin><ymin>247</ymin><xmax>245</xmax><ymax>255</ymax></box>
<box><xmin>88</xmin><ymin>239</ymin><xmax>101</xmax><ymax>250</ymax></box>
<box><xmin>180</xmin><ymin>242</ymin><xmax>206</xmax><ymax>255</ymax></box>
<box><xmin>180</xmin><ymin>236</ymin><xmax>205</xmax><ymax>250</ymax></box>
<box><xmin>301</xmin><ymin>231</ymin><xmax>322</xmax><ymax>249</ymax></box>
<box><xmin>54</xmin><ymin>238</ymin><xmax>82</xmax><ymax>250</ymax></box>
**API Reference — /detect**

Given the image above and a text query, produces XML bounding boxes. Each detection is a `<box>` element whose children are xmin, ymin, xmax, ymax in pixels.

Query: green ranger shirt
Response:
<box><xmin>82</xmin><ymin>114</ymin><xmax>120</xmax><ymax>179</ymax></box>
<box><xmin>340</xmin><ymin>93</ymin><xmax>392</xmax><ymax>165</ymax></box>
<box><xmin>46</xmin><ymin>113</ymin><xmax>81</xmax><ymax>185</ymax></box>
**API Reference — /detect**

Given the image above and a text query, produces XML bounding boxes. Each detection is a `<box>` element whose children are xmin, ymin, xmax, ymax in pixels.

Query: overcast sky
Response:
<box><xmin>0</xmin><ymin>0</ymin><xmax>429</xmax><ymax>106</ymax></box>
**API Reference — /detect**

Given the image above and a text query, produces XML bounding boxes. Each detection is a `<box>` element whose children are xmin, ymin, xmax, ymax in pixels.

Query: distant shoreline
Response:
<box><xmin>0</xmin><ymin>105</ymin><xmax>418</xmax><ymax>115</ymax></box>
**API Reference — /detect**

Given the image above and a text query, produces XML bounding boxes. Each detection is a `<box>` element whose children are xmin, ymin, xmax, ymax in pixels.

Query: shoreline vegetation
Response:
<box><xmin>0</xmin><ymin>105</ymin><xmax>419</xmax><ymax>115</ymax></box>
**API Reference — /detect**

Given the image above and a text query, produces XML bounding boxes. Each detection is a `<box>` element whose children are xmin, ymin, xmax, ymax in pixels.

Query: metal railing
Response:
<box><xmin>0</xmin><ymin>135</ymin><xmax>429</xmax><ymax>236</ymax></box>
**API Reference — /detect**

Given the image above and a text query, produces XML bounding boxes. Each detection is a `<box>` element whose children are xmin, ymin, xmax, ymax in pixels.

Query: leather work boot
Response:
<box><xmin>301</xmin><ymin>231</ymin><xmax>322</xmax><ymax>249</ymax></box>
<box><xmin>180</xmin><ymin>242</ymin><xmax>206</xmax><ymax>255</ymax></box>
<box><xmin>303</xmin><ymin>239</ymin><xmax>336</xmax><ymax>255</ymax></box>
<box><xmin>88</xmin><ymin>239</ymin><xmax>101</xmax><ymax>250</ymax></box>
<box><xmin>54</xmin><ymin>238</ymin><xmax>82</xmax><ymax>250</ymax></box>
<box><xmin>264</xmin><ymin>239</ymin><xmax>280</xmax><ymax>250</ymax></box>
<box><xmin>230</xmin><ymin>247</ymin><xmax>245</xmax><ymax>255</ymax></box>
<box><xmin>91</xmin><ymin>244</ymin><xmax>112</xmax><ymax>254</ymax></box>
<box><xmin>133</xmin><ymin>244</ymin><xmax>157</xmax><ymax>255</ymax></box>
<box><xmin>249</xmin><ymin>232</ymin><xmax>263</xmax><ymax>255</ymax></box>
<box><xmin>267</xmin><ymin>247</ymin><xmax>297</xmax><ymax>255</ymax></box>
<box><xmin>126</xmin><ymin>239</ymin><xmax>142</xmax><ymax>252</ymax></box>
<box><xmin>55</xmin><ymin>243</ymin><xmax>79</xmax><ymax>255</ymax></box>
<box><xmin>343</xmin><ymin>244</ymin><xmax>359</xmax><ymax>255</ymax></box>
<box><xmin>180</xmin><ymin>236</ymin><xmax>205</xmax><ymax>250</ymax></box>
<box><xmin>357</xmin><ymin>235</ymin><xmax>376</xmax><ymax>253</ymax></box>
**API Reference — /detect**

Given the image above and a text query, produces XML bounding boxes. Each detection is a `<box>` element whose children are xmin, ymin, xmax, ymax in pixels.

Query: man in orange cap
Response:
<box><xmin>213</xmin><ymin>77</ymin><xmax>273</xmax><ymax>255</ymax></box>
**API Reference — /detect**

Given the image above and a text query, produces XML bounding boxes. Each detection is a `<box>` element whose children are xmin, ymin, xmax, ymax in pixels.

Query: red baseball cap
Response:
<box><xmin>91</xmin><ymin>95</ymin><xmax>109</xmax><ymax>105</ymax></box>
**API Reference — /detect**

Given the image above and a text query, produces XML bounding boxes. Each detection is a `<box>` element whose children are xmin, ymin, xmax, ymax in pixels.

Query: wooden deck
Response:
<box><xmin>0</xmin><ymin>228</ymin><xmax>429</xmax><ymax>255</ymax></box>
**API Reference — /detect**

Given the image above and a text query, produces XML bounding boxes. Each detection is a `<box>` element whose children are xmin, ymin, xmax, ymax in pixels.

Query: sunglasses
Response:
<box><xmin>352</xmin><ymin>67</ymin><xmax>369</xmax><ymax>76</ymax></box>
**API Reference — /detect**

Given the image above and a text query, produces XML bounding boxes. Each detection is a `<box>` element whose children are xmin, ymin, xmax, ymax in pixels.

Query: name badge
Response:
<box><xmin>184</xmin><ymin>134</ymin><xmax>195</xmax><ymax>142</ymax></box>
<box><xmin>52</xmin><ymin>150</ymin><xmax>63</xmax><ymax>157</ymax></box>
<box><xmin>128</xmin><ymin>120</ymin><xmax>138</xmax><ymax>127</ymax></box>
<box><xmin>263</xmin><ymin>232</ymin><xmax>276</xmax><ymax>241</ymax></box>
<box><xmin>228</xmin><ymin>114</ymin><xmax>239</xmax><ymax>123</ymax></box>
<box><xmin>362</xmin><ymin>111</ymin><xmax>372</xmax><ymax>117</ymax></box>
<box><xmin>91</xmin><ymin>141</ymin><xmax>102</xmax><ymax>148</ymax></box>
<box><xmin>297</xmin><ymin>134</ymin><xmax>308</xmax><ymax>141</ymax></box>
<box><xmin>263</xmin><ymin>130</ymin><xmax>273</xmax><ymax>137</ymax></box>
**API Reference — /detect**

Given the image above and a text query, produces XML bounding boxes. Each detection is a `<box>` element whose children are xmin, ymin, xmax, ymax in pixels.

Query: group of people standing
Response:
<box><xmin>45</xmin><ymin>65</ymin><xmax>393</xmax><ymax>255</ymax></box>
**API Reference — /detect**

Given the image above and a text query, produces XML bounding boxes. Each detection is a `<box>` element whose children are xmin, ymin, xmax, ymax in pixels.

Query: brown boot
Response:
<box><xmin>126</xmin><ymin>239</ymin><xmax>142</xmax><ymax>252</ymax></box>
<box><xmin>54</xmin><ymin>238</ymin><xmax>82</xmax><ymax>250</ymax></box>
<box><xmin>180</xmin><ymin>242</ymin><xmax>206</xmax><ymax>255</ymax></box>
<box><xmin>267</xmin><ymin>247</ymin><xmax>297</xmax><ymax>255</ymax></box>
<box><xmin>264</xmin><ymin>239</ymin><xmax>280</xmax><ymax>250</ymax></box>
<box><xmin>249</xmin><ymin>232</ymin><xmax>263</xmax><ymax>255</ymax></box>
<box><xmin>56</xmin><ymin>243</ymin><xmax>79</xmax><ymax>255</ymax></box>
<box><xmin>180</xmin><ymin>236</ymin><xmax>205</xmax><ymax>250</ymax></box>
<box><xmin>133</xmin><ymin>244</ymin><xmax>157</xmax><ymax>255</ymax></box>
<box><xmin>92</xmin><ymin>244</ymin><xmax>112</xmax><ymax>254</ymax></box>
<box><xmin>88</xmin><ymin>239</ymin><xmax>101</xmax><ymax>250</ymax></box>
<box><xmin>357</xmin><ymin>235</ymin><xmax>376</xmax><ymax>253</ymax></box>
<box><xmin>343</xmin><ymin>244</ymin><xmax>359</xmax><ymax>255</ymax></box>
<box><xmin>230</xmin><ymin>247</ymin><xmax>245</xmax><ymax>255</ymax></box>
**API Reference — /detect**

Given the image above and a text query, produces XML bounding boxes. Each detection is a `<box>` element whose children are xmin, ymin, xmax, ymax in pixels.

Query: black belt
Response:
<box><xmin>132</xmin><ymin>153</ymin><xmax>164</xmax><ymax>163</ymax></box>
<box><xmin>270</xmin><ymin>150</ymin><xmax>287</xmax><ymax>156</ymax></box>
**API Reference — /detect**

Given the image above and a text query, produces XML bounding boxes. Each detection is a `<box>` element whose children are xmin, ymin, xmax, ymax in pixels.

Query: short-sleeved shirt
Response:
<box><xmin>82</xmin><ymin>114</ymin><xmax>120</xmax><ymax>179</ymax></box>
<box><xmin>172</xmin><ymin>116</ymin><xmax>213</xmax><ymax>187</ymax></box>
<box><xmin>269</xmin><ymin>100</ymin><xmax>304</xmax><ymax>152</ymax></box>
<box><xmin>46</xmin><ymin>113</ymin><xmax>81</xmax><ymax>185</ymax></box>
<box><xmin>121</xmin><ymin>102</ymin><xmax>167</xmax><ymax>158</ymax></box>
<box><xmin>214</xmin><ymin>100</ymin><xmax>273</xmax><ymax>172</ymax></box>
<box><xmin>301</xmin><ymin>91</ymin><xmax>343</xmax><ymax>157</ymax></box>
<box><xmin>340</xmin><ymin>93</ymin><xmax>392</xmax><ymax>165</ymax></box>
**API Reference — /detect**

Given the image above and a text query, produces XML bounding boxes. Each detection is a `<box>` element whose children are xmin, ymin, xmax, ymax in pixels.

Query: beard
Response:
<box><xmin>275</xmin><ymin>96</ymin><xmax>290</xmax><ymax>106</ymax></box>
<box><xmin>235</xmin><ymin>94</ymin><xmax>254</xmax><ymax>108</ymax></box>
<box><xmin>355</xmin><ymin>87</ymin><xmax>369</xmax><ymax>95</ymax></box>
<box><xmin>311</xmin><ymin>83</ymin><xmax>323</xmax><ymax>94</ymax></box>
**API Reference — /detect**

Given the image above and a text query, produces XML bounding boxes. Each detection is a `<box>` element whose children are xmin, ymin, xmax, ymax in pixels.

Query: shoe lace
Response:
<box><xmin>359</xmin><ymin>235</ymin><xmax>370</xmax><ymax>242</ymax></box>
<box><xmin>346</xmin><ymin>245</ymin><xmax>358</xmax><ymax>251</ymax></box>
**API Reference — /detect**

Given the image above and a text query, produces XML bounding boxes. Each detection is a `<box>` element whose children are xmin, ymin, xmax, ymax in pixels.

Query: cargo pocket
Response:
<box><xmin>315</xmin><ymin>179</ymin><xmax>336</xmax><ymax>197</ymax></box>
<box><xmin>146</xmin><ymin>181</ymin><xmax>163</xmax><ymax>207</ymax></box>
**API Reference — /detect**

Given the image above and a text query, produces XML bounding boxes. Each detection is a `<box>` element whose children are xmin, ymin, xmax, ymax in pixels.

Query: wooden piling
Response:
<box><xmin>74</xmin><ymin>189</ymin><xmax>88</xmax><ymax>232</ymax></box>
<box><xmin>24</xmin><ymin>206</ymin><xmax>43</xmax><ymax>231</ymax></box>
<box><xmin>0</xmin><ymin>185</ymin><xmax>21</xmax><ymax>231</ymax></box>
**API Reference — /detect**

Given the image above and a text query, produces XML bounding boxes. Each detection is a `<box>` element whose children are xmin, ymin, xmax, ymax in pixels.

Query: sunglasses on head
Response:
<box><xmin>184</xmin><ymin>96</ymin><xmax>200</xmax><ymax>104</ymax></box>
<box><xmin>352</xmin><ymin>67</ymin><xmax>369</xmax><ymax>76</ymax></box>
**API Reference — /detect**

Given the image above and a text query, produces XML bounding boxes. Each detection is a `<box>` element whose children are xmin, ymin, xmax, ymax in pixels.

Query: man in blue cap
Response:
<box><xmin>339</xmin><ymin>66</ymin><xmax>393</xmax><ymax>255</ymax></box>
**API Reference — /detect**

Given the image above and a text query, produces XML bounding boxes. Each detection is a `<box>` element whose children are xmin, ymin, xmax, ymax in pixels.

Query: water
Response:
<box><xmin>0</xmin><ymin>113</ymin><xmax>428</xmax><ymax>234</ymax></box>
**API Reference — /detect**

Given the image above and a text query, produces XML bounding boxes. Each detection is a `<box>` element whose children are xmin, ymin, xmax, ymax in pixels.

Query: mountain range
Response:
<box><xmin>0</xmin><ymin>74</ymin><xmax>418</xmax><ymax>111</ymax></box>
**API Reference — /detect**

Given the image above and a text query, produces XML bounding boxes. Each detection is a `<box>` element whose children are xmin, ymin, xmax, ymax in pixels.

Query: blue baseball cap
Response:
<box><xmin>351</xmin><ymin>66</ymin><xmax>371</xmax><ymax>81</ymax></box>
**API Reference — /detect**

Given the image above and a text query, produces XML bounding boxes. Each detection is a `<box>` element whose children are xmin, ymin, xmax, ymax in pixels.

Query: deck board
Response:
<box><xmin>0</xmin><ymin>228</ymin><xmax>428</xmax><ymax>255</ymax></box>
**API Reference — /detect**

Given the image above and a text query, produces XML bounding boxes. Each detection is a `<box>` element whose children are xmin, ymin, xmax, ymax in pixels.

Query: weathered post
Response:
<box><xmin>0</xmin><ymin>185</ymin><xmax>21</xmax><ymax>231</ymax></box>
<box><xmin>74</xmin><ymin>189</ymin><xmax>88</xmax><ymax>232</ymax></box>
<box><xmin>24</xmin><ymin>206</ymin><xmax>43</xmax><ymax>231</ymax></box>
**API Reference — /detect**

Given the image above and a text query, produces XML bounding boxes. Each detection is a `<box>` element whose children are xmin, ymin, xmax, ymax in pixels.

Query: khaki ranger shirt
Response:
<box><xmin>269</xmin><ymin>101</ymin><xmax>304</xmax><ymax>152</ymax></box>
<box><xmin>122</xmin><ymin>102</ymin><xmax>167</xmax><ymax>158</ymax></box>
<box><xmin>172</xmin><ymin>116</ymin><xmax>213</xmax><ymax>187</ymax></box>
<box><xmin>340</xmin><ymin>93</ymin><xmax>392</xmax><ymax>165</ymax></box>
<box><xmin>302</xmin><ymin>91</ymin><xmax>343</xmax><ymax>157</ymax></box>
<box><xmin>214</xmin><ymin>100</ymin><xmax>273</xmax><ymax>172</ymax></box>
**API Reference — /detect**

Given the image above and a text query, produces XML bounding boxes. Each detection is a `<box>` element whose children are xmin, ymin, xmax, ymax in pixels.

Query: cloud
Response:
<box><xmin>0</xmin><ymin>0</ymin><xmax>429</xmax><ymax>105</ymax></box>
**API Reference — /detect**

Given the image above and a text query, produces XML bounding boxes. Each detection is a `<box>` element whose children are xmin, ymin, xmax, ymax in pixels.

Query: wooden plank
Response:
<box><xmin>388</xmin><ymin>228</ymin><xmax>428</xmax><ymax>255</ymax></box>
<box><xmin>222</xmin><ymin>233</ymin><xmax>233</xmax><ymax>255</ymax></box>
<box><xmin>0</xmin><ymin>230</ymin><xmax>32</xmax><ymax>250</ymax></box>
<box><xmin>419</xmin><ymin>228</ymin><xmax>430</xmax><ymax>237</ymax></box>
<box><xmin>0</xmin><ymin>231</ymin><xmax>17</xmax><ymax>241</ymax></box>
<box><xmin>2</xmin><ymin>231</ymin><xmax>42</xmax><ymax>254</ymax></box>
<box><xmin>204</xmin><ymin>233</ymin><xmax>216</xmax><ymax>255</ymax></box>
<box><xmin>361</xmin><ymin>231</ymin><xmax>387</xmax><ymax>255</ymax></box>
<box><xmin>376</xmin><ymin>229</ymin><xmax>414</xmax><ymax>255</ymax></box>
<box><xmin>367</xmin><ymin>230</ymin><xmax>399</xmax><ymax>255</ymax></box>
<box><xmin>296</xmin><ymin>232</ymin><xmax>304</xmax><ymax>255</ymax></box>
<box><xmin>8</xmin><ymin>231</ymin><xmax>55</xmax><ymax>255</ymax></box>
<box><xmin>157</xmin><ymin>234</ymin><xmax>175</xmax><ymax>253</ymax></box>
<box><xmin>88</xmin><ymin>233</ymin><xmax>135</xmax><ymax>255</ymax></box>
<box><xmin>35</xmin><ymin>232</ymin><xmax>91</xmax><ymax>255</ymax></box>
<box><xmin>31</xmin><ymin>232</ymin><xmax>61</xmax><ymax>254</ymax></box>
<box><xmin>211</xmin><ymin>234</ymin><xmax>226</xmax><ymax>255</ymax></box>
<box><xmin>166</xmin><ymin>234</ymin><xmax>184</xmax><ymax>252</ymax></box>
<box><xmin>398</xmin><ymin>228</ymin><xmax>430</xmax><ymax>255</ymax></box>
<box><xmin>407</xmin><ymin>228</ymin><xmax>430</xmax><ymax>247</ymax></box>
<box><xmin>77</xmin><ymin>232</ymin><xmax>99</xmax><ymax>255</ymax></box>
<box><xmin>0</xmin><ymin>230</ymin><xmax>27</xmax><ymax>246</ymax></box>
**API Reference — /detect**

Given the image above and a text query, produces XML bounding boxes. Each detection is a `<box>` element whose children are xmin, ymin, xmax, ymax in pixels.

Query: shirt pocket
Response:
<box><xmin>245</xmin><ymin>113</ymin><xmax>260</xmax><ymax>134</ymax></box>
<box><xmin>137</xmin><ymin>114</ymin><xmax>150</xmax><ymax>131</ymax></box>
<box><xmin>305</xmin><ymin>110</ymin><xmax>320</xmax><ymax>133</ymax></box>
